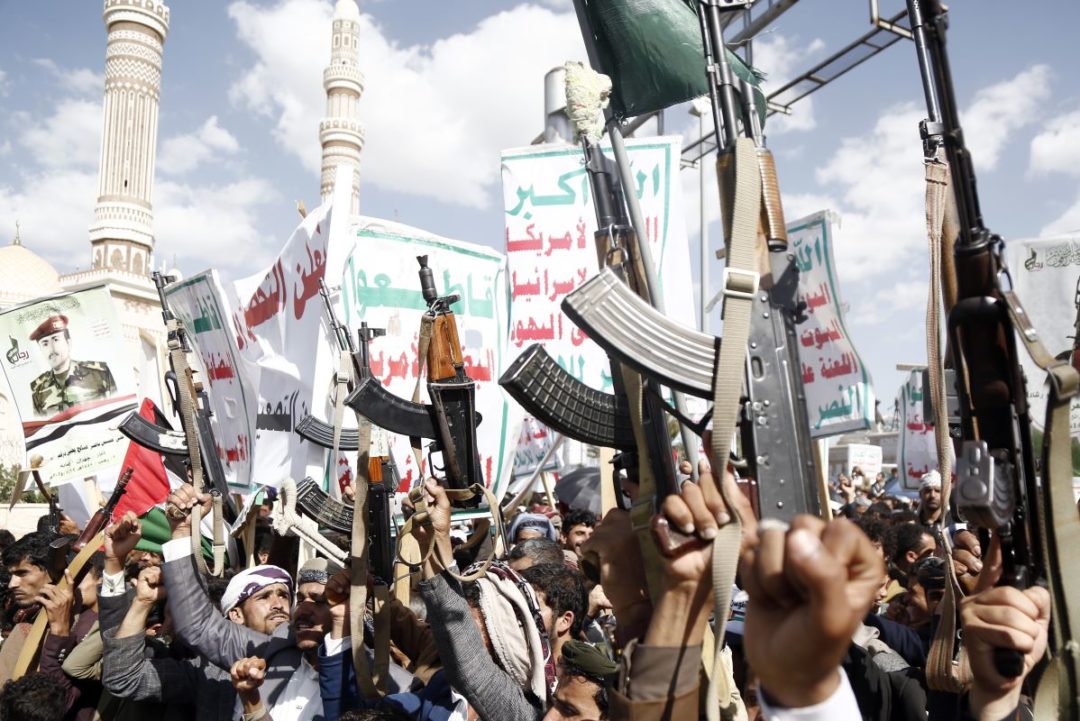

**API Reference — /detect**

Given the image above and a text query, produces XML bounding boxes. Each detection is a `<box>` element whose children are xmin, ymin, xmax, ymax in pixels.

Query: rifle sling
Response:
<box><xmin>707</xmin><ymin>137</ymin><xmax>761</xmax><ymax>721</ymax></box>
<box><xmin>350</xmin><ymin>415</ymin><xmax>381</xmax><ymax>698</ymax></box>
<box><xmin>332</xmin><ymin>349</ymin><xmax>352</xmax><ymax>500</ymax></box>
<box><xmin>1005</xmin><ymin>291</ymin><xmax>1080</xmax><ymax>721</ymax></box>
<box><xmin>924</xmin><ymin>151</ymin><xmax>970</xmax><ymax>694</ymax></box>
<box><xmin>12</xmin><ymin>531</ymin><xmax>105</xmax><ymax>678</ymax></box>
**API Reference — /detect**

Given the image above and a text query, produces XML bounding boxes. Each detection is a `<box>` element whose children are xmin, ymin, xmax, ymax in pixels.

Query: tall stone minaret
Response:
<box><xmin>319</xmin><ymin>0</ymin><xmax>365</xmax><ymax>216</ymax></box>
<box><xmin>88</xmin><ymin>0</ymin><xmax>170</xmax><ymax>277</ymax></box>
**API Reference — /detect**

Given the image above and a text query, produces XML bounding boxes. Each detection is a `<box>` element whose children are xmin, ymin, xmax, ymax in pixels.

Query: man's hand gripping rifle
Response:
<box><xmin>908</xmin><ymin>0</ymin><xmax>1080</xmax><ymax>702</ymax></box>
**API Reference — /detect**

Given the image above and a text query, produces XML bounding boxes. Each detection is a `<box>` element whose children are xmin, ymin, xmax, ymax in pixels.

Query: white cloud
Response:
<box><xmin>228</xmin><ymin>0</ymin><xmax>587</xmax><ymax>209</ymax></box>
<box><xmin>1029</xmin><ymin>108</ymin><xmax>1080</xmax><ymax>177</ymax></box>
<box><xmin>1040</xmin><ymin>195</ymin><xmax>1080</xmax><ymax>237</ymax></box>
<box><xmin>812</xmin><ymin>102</ymin><xmax>927</xmax><ymax>280</ymax></box>
<box><xmin>962</xmin><ymin>64</ymin><xmax>1051</xmax><ymax>172</ymax></box>
<box><xmin>0</xmin><ymin>170</ymin><xmax>278</xmax><ymax>275</ymax></box>
<box><xmin>17</xmin><ymin>98</ymin><xmax>102</xmax><ymax>169</ymax></box>
<box><xmin>158</xmin><ymin>116</ymin><xmax>242</xmax><ymax>175</ymax></box>
<box><xmin>756</xmin><ymin>34</ymin><xmax>825</xmax><ymax>136</ymax></box>
<box><xmin>847</xmin><ymin>279</ymin><xmax>926</xmax><ymax>326</ymax></box>
<box><xmin>155</xmin><ymin>177</ymin><xmax>281</xmax><ymax>272</ymax></box>
<box><xmin>32</xmin><ymin>58</ymin><xmax>103</xmax><ymax>96</ymax></box>
<box><xmin>0</xmin><ymin>169</ymin><xmax>99</xmax><ymax>268</ymax></box>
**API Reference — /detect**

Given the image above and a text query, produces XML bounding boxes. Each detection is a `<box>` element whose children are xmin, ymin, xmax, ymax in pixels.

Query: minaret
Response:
<box><xmin>88</xmin><ymin>0</ymin><xmax>170</xmax><ymax>277</ymax></box>
<box><xmin>319</xmin><ymin>0</ymin><xmax>365</xmax><ymax>215</ymax></box>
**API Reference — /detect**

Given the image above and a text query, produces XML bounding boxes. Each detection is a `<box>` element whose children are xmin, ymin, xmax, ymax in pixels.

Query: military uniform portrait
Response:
<box><xmin>27</xmin><ymin>314</ymin><xmax>117</xmax><ymax>417</ymax></box>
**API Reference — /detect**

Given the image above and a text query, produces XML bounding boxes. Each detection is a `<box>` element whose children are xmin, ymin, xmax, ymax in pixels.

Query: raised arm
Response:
<box><xmin>161</xmin><ymin>485</ymin><xmax>270</xmax><ymax>669</ymax></box>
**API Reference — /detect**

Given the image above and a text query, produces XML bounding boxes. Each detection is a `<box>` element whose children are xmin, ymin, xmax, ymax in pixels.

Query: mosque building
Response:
<box><xmin>1</xmin><ymin>0</ymin><xmax>364</xmax><ymax>467</ymax></box>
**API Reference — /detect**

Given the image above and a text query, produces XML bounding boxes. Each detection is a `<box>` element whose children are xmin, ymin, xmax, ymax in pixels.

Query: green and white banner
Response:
<box><xmin>500</xmin><ymin>136</ymin><xmax>696</xmax><ymax>394</ymax></box>
<box><xmin>320</xmin><ymin>216</ymin><xmax>521</xmax><ymax>518</ymax></box>
<box><xmin>788</xmin><ymin>211</ymin><xmax>874</xmax><ymax>437</ymax></box>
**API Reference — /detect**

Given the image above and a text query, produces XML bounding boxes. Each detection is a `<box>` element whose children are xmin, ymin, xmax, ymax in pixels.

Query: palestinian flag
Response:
<box><xmin>111</xmin><ymin>399</ymin><xmax>215</xmax><ymax>558</ymax></box>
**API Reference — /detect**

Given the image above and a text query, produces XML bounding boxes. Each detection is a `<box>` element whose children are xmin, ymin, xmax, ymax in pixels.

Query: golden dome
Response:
<box><xmin>0</xmin><ymin>235</ymin><xmax>63</xmax><ymax>307</ymax></box>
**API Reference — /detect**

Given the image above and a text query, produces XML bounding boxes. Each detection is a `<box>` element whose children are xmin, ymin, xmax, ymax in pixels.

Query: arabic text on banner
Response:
<box><xmin>788</xmin><ymin>211</ymin><xmax>874</xmax><ymax>438</ymax></box>
<box><xmin>513</xmin><ymin>416</ymin><xmax>560</xmax><ymax>478</ymax></box>
<box><xmin>1004</xmin><ymin>235</ymin><xmax>1080</xmax><ymax>487</ymax></box>
<box><xmin>229</xmin><ymin>200</ymin><xmax>333</xmax><ymax>488</ymax></box>
<box><xmin>897</xmin><ymin>369</ymin><xmax>944</xmax><ymax>491</ymax></box>
<box><xmin>500</xmin><ymin>137</ymin><xmax>696</xmax><ymax>393</ymax></box>
<box><xmin>334</xmin><ymin>217</ymin><xmax>523</xmax><ymax>519</ymax></box>
<box><xmin>0</xmin><ymin>286</ymin><xmax>137</xmax><ymax>485</ymax></box>
<box><xmin>165</xmin><ymin>271</ymin><xmax>258</xmax><ymax>493</ymax></box>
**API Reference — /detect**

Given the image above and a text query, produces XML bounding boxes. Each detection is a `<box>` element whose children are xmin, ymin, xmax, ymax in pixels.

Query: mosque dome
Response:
<box><xmin>0</xmin><ymin>231</ymin><xmax>63</xmax><ymax>307</ymax></box>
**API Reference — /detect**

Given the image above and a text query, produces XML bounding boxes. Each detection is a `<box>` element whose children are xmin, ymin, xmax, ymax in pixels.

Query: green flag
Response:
<box><xmin>580</xmin><ymin>0</ymin><xmax>766</xmax><ymax>127</ymax></box>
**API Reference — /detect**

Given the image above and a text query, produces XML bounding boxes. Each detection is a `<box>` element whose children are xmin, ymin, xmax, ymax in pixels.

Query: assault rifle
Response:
<box><xmin>346</xmin><ymin>257</ymin><xmax>484</xmax><ymax>507</ymax></box>
<box><xmin>129</xmin><ymin>273</ymin><xmax>230</xmax><ymax>575</ymax></box>
<box><xmin>48</xmin><ymin>468</ymin><xmax>132</xmax><ymax>582</ymax></box>
<box><xmin>561</xmin><ymin>18</ymin><xmax>819</xmax><ymax>519</ymax></box>
<box><xmin>908</xmin><ymin>0</ymin><xmax>1079</xmax><ymax>697</ymax></box>
<box><xmin>294</xmin><ymin>281</ymin><xmax>385</xmax><ymax>452</ymax></box>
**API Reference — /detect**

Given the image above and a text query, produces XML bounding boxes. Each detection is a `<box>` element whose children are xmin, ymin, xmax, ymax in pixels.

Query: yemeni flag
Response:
<box><xmin>577</xmin><ymin>0</ymin><xmax>766</xmax><ymax>124</ymax></box>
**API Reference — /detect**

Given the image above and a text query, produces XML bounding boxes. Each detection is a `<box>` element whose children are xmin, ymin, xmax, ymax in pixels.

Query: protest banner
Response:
<box><xmin>331</xmin><ymin>216</ymin><xmax>521</xmax><ymax>519</ymax></box>
<box><xmin>0</xmin><ymin>285</ymin><xmax>137</xmax><ymax>485</ymax></box>
<box><xmin>1005</xmin><ymin>234</ymin><xmax>1080</xmax><ymax>489</ymax></box>
<box><xmin>788</xmin><ymin>211</ymin><xmax>874</xmax><ymax>437</ymax></box>
<box><xmin>227</xmin><ymin>198</ymin><xmax>334</xmax><ymax>488</ymax></box>
<box><xmin>166</xmin><ymin>270</ymin><xmax>257</xmax><ymax>493</ymax></box>
<box><xmin>896</xmin><ymin>369</ymin><xmax>941</xmax><ymax>491</ymax></box>
<box><xmin>500</xmin><ymin>136</ymin><xmax>696</xmax><ymax>393</ymax></box>
<box><xmin>513</xmin><ymin>416</ymin><xmax>560</xmax><ymax>479</ymax></box>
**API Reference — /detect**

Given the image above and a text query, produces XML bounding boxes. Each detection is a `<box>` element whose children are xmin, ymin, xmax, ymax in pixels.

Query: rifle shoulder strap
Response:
<box><xmin>707</xmin><ymin>137</ymin><xmax>761</xmax><ymax>721</ymax></box>
<box><xmin>12</xmin><ymin>531</ymin><xmax>105</xmax><ymax>678</ymax></box>
<box><xmin>923</xmin><ymin>150</ymin><xmax>970</xmax><ymax>694</ymax></box>
<box><xmin>1005</xmin><ymin>291</ymin><xmax>1080</xmax><ymax>721</ymax></box>
<box><xmin>349</xmin><ymin>414</ymin><xmax>382</xmax><ymax>698</ymax></box>
<box><xmin>331</xmin><ymin>349</ymin><xmax>352</xmax><ymax>500</ymax></box>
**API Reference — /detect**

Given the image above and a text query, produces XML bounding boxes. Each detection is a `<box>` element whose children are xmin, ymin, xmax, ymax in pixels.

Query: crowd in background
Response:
<box><xmin>0</xmin><ymin>450</ymin><xmax>1051</xmax><ymax>721</ymax></box>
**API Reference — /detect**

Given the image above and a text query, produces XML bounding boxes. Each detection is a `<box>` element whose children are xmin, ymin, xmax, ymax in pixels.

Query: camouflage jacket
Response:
<box><xmin>30</xmin><ymin>360</ymin><xmax>117</xmax><ymax>416</ymax></box>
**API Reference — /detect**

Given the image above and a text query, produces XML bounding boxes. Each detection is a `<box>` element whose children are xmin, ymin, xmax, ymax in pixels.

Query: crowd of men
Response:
<box><xmin>0</xmin><ymin>449</ymin><xmax>1051</xmax><ymax>720</ymax></box>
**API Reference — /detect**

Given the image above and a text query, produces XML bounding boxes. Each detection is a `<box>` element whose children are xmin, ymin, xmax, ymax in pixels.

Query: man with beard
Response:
<box><xmin>916</xmin><ymin>471</ymin><xmax>942</xmax><ymax>527</ymax></box>
<box><xmin>0</xmin><ymin>531</ymin><xmax>57</xmax><ymax>681</ymax></box>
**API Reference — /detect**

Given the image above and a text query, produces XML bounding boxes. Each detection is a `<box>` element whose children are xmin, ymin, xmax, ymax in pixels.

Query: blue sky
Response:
<box><xmin>2</xmin><ymin>0</ymin><xmax>1079</xmax><ymax>408</ymax></box>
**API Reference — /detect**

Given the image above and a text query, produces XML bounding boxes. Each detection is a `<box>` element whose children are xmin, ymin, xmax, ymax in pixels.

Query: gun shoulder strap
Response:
<box><xmin>707</xmin><ymin>137</ymin><xmax>761</xmax><ymax>721</ymax></box>
<box><xmin>923</xmin><ymin>150</ymin><xmax>970</xmax><ymax>694</ymax></box>
<box><xmin>331</xmin><ymin>349</ymin><xmax>352</xmax><ymax>500</ymax></box>
<box><xmin>12</xmin><ymin>531</ymin><xmax>105</xmax><ymax>678</ymax></box>
<box><xmin>1005</xmin><ymin>291</ymin><xmax>1080</xmax><ymax>721</ymax></box>
<box><xmin>350</xmin><ymin>415</ymin><xmax>382</xmax><ymax>698</ymax></box>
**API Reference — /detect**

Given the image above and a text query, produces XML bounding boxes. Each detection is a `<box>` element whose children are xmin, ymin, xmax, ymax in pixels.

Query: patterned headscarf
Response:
<box><xmin>220</xmin><ymin>564</ymin><xmax>294</xmax><ymax>615</ymax></box>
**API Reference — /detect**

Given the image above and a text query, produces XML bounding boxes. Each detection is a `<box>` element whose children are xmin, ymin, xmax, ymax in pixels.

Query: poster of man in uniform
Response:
<box><xmin>0</xmin><ymin>285</ymin><xmax>137</xmax><ymax>484</ymax></box>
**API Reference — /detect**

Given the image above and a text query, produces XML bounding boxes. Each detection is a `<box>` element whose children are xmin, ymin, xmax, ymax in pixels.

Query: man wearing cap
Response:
<box><xmin>544</xmin><ymin>640</ymin><xmax>616</xmax><ymax>721</ymax></box>
<box><xmin>28</xmin><ymin>314</ymin><xmax>116</xmax><ymax>417</ymax></box>
<box><xmin>916</xmin><ymin>471</ymin><xmax>943</xmax><ymax>527</ymax></box>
